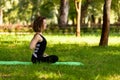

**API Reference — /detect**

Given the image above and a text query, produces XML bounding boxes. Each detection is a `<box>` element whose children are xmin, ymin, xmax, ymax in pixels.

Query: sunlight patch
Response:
<box><xmin>105</xmin><ymin>74</ymin><xmax>120</xmax><ymax>80</ymax></box>
<box><xmin>35</xmin><ymin>71</ymin><xmax>61</xmax><ymax>79</ymax></box>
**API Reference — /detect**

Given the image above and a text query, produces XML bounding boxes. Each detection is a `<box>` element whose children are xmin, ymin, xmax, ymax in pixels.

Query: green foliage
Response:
<box><xmin>111</xmin><ymin>0</ymin><xmax>120</xmax><ymax>20</ymax></box>
<box><xmin>40</xmin><ymin>1</ymin><xmax>55</xmax><ymax>18</ymax></box>
<box><xmin>88</xmin><ymin>0</ymin><xmax>104</xmax><ymax>17</ymax></box>
<box><xmin>1</xmin><ymin>0</ymin><xmax>119</xmax><ymax>25</ymax></box>
<box><xmin>0</xmin><ymin>33</ymin><xmax>120</xmax><ymax>79</ymax></box>
<box><xmin>17</xmin><ymin>0</ymin><xmax>33</xmax><ymax>22</ymax></box>
<box><xmin>0</xmin><ymin>0</ymin><xmax>8</xmax><ymax>8</ymax></box>
<box><xmin>69</xmin><ymin>0</ymin><xmax>76</xmax><ymax>20</ymax></box>
<box><xmin>2</xmin><ymin>0</ymin><xmax>61</xmax><ymax>24</ymax></box>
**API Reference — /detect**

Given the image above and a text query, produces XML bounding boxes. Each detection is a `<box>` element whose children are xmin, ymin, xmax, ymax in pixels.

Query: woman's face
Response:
<box><xmin>42</xmin><ymin>19</ymin><xmax>47</xmax><ymax>30</ymax></box>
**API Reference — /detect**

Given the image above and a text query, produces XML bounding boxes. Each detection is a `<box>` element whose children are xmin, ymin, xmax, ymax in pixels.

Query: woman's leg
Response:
<box><xmin>31</xmin><ymin>54</ymin><xmax>37</xmax><ymax>63</ymax></box>
<box><xmin>40</xmin><ymin>55</ymin><xmax>58</xmax><ymax>63</ymax></box>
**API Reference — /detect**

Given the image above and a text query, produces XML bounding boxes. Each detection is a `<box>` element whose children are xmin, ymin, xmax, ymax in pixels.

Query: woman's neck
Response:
<box><xmin>36</xmin><ymin>32</ymin><xmax>42</xmax><ymax>35</ymax></box>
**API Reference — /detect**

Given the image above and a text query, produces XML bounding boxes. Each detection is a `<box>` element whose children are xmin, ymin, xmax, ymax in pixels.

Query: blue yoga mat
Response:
<box><xmin>0</xmin><ymin>61</ymin><xmax>84</xmax><ymax>66</ymax></box>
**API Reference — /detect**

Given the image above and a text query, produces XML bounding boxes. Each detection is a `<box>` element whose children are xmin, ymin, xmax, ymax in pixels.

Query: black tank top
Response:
<box><xmin>33</xmin><ymin>34</ymin><xmax>47</xmax><ymax>57</ymax></box>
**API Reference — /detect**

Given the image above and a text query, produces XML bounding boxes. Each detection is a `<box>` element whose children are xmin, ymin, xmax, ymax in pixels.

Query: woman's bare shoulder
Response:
<box><xmin>34</xmin><ymin>33</ymin><xmax>43</xmax><ymax>42</ymax></box>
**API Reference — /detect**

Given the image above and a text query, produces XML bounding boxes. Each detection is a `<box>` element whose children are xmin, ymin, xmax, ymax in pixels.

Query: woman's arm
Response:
<box><xmin>29</xmin><ymin>34</ymin><xmax>43</xmax><ymax>50</ymax></box>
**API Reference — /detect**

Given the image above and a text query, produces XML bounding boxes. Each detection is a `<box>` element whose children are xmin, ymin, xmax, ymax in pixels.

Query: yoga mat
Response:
<box><xmin>0</xmin><ymin>61</ymin><xmax>84</xmax><ymax>66</ymax></box>
<box><xmin>54</xmin><ymin>62</ymin><xmax>84</xmax><ymax>66</ymax></box>
<box><xmin>0</xmin><ymin>61</ymin><xmax>31</xmax><ymax>65</ymax></box>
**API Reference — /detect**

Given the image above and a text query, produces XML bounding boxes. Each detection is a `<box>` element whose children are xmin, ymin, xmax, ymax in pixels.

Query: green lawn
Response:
<box><xmin>0</xmin><ymin>33</ymin><xmax>120</xmax><ymax>80</ymax></box>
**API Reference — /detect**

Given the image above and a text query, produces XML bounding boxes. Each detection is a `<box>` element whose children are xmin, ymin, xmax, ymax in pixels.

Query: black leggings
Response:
<box><xmin>31</xmin><ymin>54</ymin><xmax>58</xmax><ymax>64</ymax></box>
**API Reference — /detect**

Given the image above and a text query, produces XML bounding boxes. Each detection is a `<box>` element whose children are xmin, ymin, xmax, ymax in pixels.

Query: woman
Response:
<box><xmin>30</xmin><ymin>16</ymin><xmax>58</xmax><ymax>63</ymax></box>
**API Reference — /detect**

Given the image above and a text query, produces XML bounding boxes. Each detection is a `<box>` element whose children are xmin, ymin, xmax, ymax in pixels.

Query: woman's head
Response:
<box><xmin>33</xmin><ymin>16</ymin><xmax>47</xmax><ymax>32</ymax></box>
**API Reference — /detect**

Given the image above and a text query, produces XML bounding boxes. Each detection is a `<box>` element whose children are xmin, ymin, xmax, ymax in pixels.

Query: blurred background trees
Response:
<box><xmin>0</xmin><ymin>0</ymin><xmax>119</xmax><ymax>34</ymax></box>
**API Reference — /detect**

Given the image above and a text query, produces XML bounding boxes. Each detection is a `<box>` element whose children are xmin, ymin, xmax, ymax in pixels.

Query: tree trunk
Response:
<box><xmin>81</xmin><ymin>0</ymin><xmax>92</xmax><ymax>24</ymax></box>
<box><xmin>76</xmin><ymin>9</ymin><xmax>81</xmax><ymax>37</ymax></box>
<box><xmin>74</xmin><ymin>0</ymin><xmax>82</xmax><ymax>37</ymax></box>
<box><xmin>118</xmin><ymin>15</ymin><xmax>120</xmax><ymax>22</ymax></box>
<box><xmin>99</xmin><ymin>0</ymin><xmax>112</xmax><ymax>46</ymax></box>
<box><xmin>0</xmin><ymin>8</ymin><xmax>3</xmax><ymax>25</ymax></box>
<box><xmin>58</xmin><ymin>0</ymin><xmax>69</xmax><ymax>28</ymax></box>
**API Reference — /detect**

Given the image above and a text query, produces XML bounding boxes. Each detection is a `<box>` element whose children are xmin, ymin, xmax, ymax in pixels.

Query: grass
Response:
<box><xmin>0</xmin><ymin>32</ymin><xmax>120</xmax><ymax>80</ymax></box>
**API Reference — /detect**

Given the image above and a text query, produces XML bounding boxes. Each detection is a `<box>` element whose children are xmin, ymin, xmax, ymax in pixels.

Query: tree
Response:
<box><xmin>87</xmin><ymin>0</ymin><xmax>104</xmax><ymax>26</ymax></box>
<box><xmin>1</xmin><ymin>0</ymin><xmax>20</xmax><ymax>24</ymax></box>
<box><xmin>111</xmin><ymin>0</ymin><xmax>120</xmax><ymax>23</ymax></box>
<box><xmin>0</xmin><ymin>0</ymin><xmax>5</xmax><ymax>25</ymax></box>
<box><xmin>99</xmin><ymin>0</ymin><xmax>112</xmax><ymax>46</ymax></box>
<box><xmin>0</xmin><ymin>8</ymin><xmax>3</xmax><ymax>25</ymax></box>
<box><xmin>39</xmin><ymin>1</ymin><xmax>55</xmax><ymax>18</ymax></box>
<box><xmin>74</xmin><ymin>0</ymin><xmax>82</xmax><ymax>37</ymax></box>
<box><xmin>81</xmin><ymin>0</ymin><xmax>92</xmax><ymax>24</ymax></box>
<box><xmin>58</xmin><ymin>0</ymin><xmax>69</xmax><ymax>28</ymax></box>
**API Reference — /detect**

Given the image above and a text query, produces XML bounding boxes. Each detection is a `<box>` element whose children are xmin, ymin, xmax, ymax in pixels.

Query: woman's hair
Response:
<box><xmin>33</xmin><ymin>16</ymin><xmax>46</xmax><ymax>32</ymax></box>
